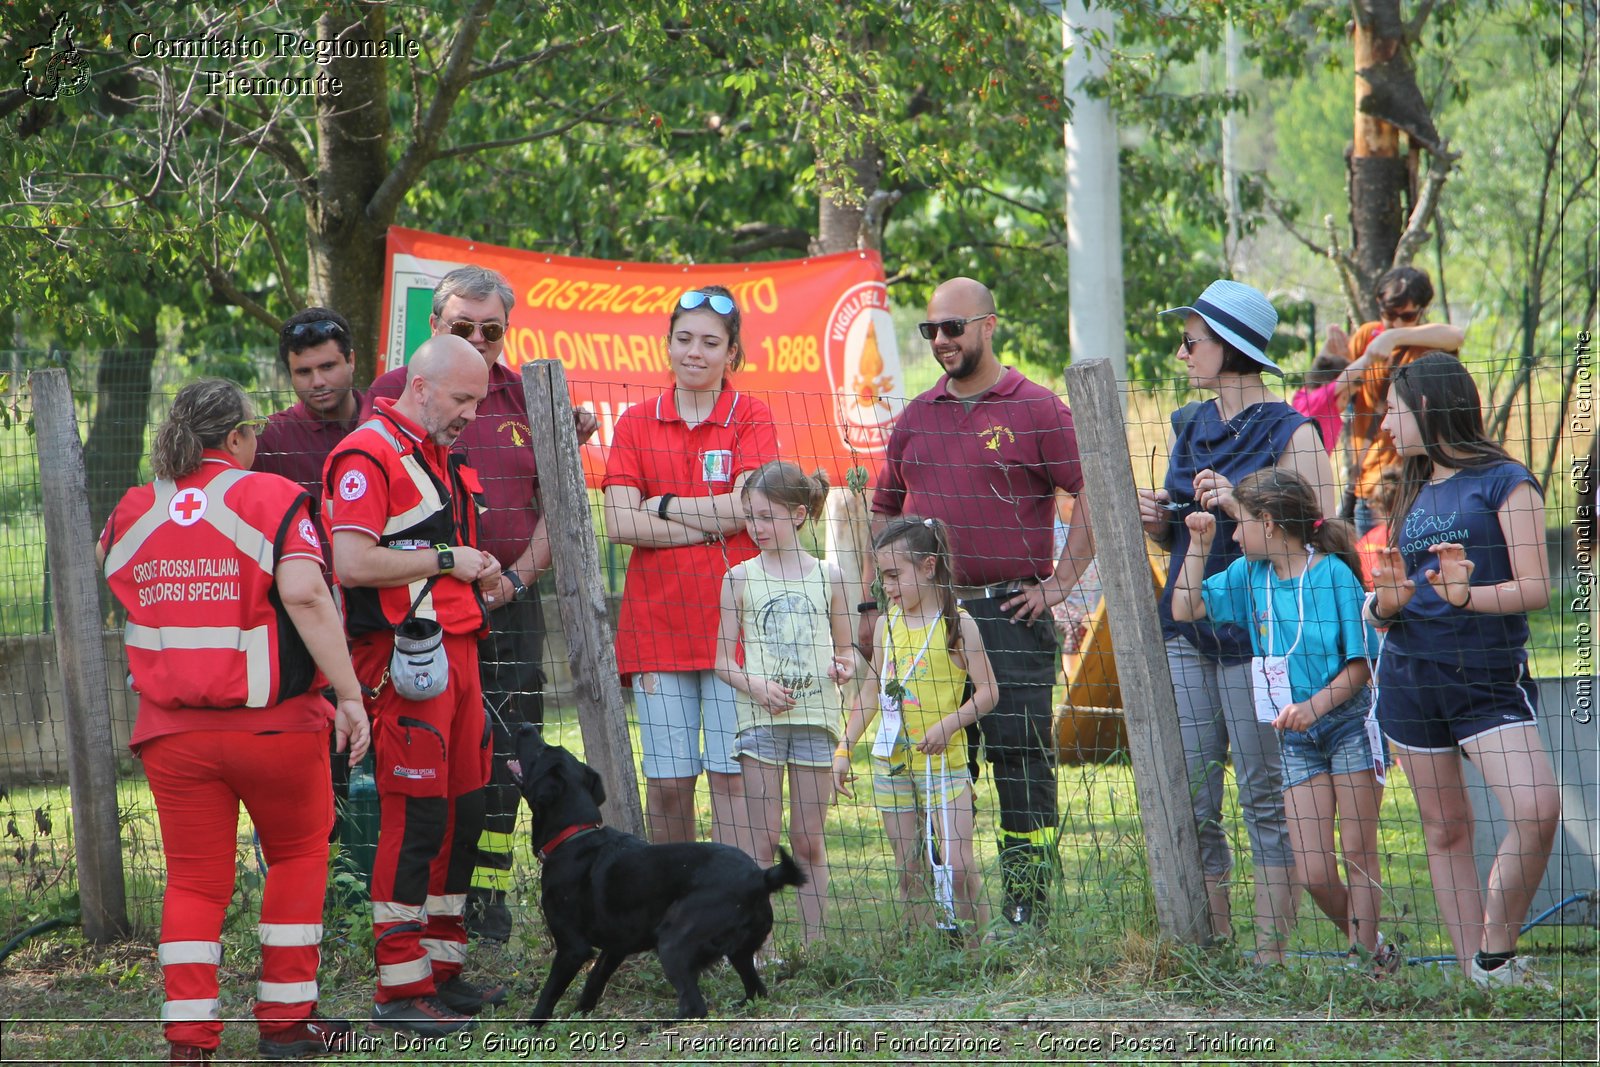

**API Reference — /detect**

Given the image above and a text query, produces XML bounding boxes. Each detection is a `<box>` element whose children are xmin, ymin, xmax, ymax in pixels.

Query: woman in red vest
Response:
<box><xmin>99</xmin><ymin>379</ymin><xmax>369</xmax><ymax>1063</ymax></box>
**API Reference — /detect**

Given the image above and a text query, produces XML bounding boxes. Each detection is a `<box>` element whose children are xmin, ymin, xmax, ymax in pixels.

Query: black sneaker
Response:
<box><xmin>437</xmin><ymin>975</ymin><xmax>509</xmax><ymax>1016</ymax></box>
<box><xmin>257</xmin><ymin>1015</ymin><xmax>356</xmax><ymax>1058</ymax></box>
<box><xmin>465</xmin><ymin>890</ymin><xmax>513</xmax><ymax>943</ymax></box>
<box><xmin>369</xmin><ymin>995</ymin><xmax>476</xmax><ymax>1036</ymax></box>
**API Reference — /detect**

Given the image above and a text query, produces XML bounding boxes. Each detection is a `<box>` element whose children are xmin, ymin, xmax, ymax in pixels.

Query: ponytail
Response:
<box><xmin>150</xmin><ymin>379</ymin><xmax>251</xmax><ymax>481</ymax></box>
<box><xmin>1234</xmin><ymin>467</ymin><xmax>1362</xmax><ymax>578</ymax></box>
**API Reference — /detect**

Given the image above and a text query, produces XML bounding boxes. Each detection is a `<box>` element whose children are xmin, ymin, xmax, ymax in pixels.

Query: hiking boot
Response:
<box><xmin>369</xmin><ymin>995</ymin><xmax>476</xmax><ymax>1036</ymax></box>
<box><xmin>465</xmin><ymin>888</ymin><xmax>513</xmax><ymax>943</ymax></box>
<box><xmin>169</xmin><ymin>1045</ymin><xmax>214</xmax><ymax>1064</ymax></box>
<box><xmin>998</xmin><ymin>842</ymin><xmax>1052</xmax><ymax>928</ymax></box>
<box><xmin>436</xmin><ymin>975</ymin><xmax>508</xmax><ymax>1016</ymax></box>
<box><xmin>258</xmin><ymin>1015</ymin><xmax>357</xmax><ymax>1058</ymax></box>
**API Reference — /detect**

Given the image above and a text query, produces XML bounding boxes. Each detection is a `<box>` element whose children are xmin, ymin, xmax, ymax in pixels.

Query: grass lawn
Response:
<box><xmin>1</xmin><ymin>706</ymin><xmax>1593</xmax><ymax>1064</ymax></box>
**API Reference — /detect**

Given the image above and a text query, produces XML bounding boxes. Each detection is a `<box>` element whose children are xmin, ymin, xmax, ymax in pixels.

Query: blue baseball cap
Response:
<box><xmin>1160</xmin><ymin>279</ymin><xmax>1282</xmax><ymax>376</ymax></box>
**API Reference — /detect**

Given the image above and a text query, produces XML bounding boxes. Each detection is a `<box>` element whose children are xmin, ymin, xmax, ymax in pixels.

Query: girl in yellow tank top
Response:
<box><xmin>831</xmin><ymin>517</ymin><xmax>998</xmax><ymax>939</ymax></box>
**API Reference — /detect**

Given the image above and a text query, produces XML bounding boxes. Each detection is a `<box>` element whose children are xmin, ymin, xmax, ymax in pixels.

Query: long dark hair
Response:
<box><xmin>1233</xmin><ymin>467</ymin><xmax>1362</xmax><ymax>579</ymax></box>
<box><xmin>873</xmin><ymin>515</ymin><xmax>962</xmax><ymax>661</ymax></box>
<box><xmin>1386</xmin><ymin>353</ymin><xmax>1525</xmax><ymax>547</ymax></box>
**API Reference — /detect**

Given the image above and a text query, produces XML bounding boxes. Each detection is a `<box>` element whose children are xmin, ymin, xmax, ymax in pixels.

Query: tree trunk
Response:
<box><xmin>1349</xmin><ymin>0</ymin><xmax>1409</xmax><ymax>310</ymax></box>
<box><xmin>811</xmin><ymin>143</ymin><xmax>885</xmax><ymax>255</ymax></box>
<box><xmin>82</xmin><ymin>319</ymin><xmax>158</xmax><ymax>533</ymax></box>
<box><xmin>307</xmin><ymin>6</ymin><xmax>392</xmax><ymax>384</ymax></box>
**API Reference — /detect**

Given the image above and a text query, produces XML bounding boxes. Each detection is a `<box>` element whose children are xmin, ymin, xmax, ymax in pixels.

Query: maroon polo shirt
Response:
<box><xmin>871</xmin><ymin>366</ymin><xmax>1083</xmax><ymax>587</ymax></box>
<box><xmin>253</xmin><ymin>390</ymin><xmax>365</xmax><ymax>512</ymax></box>
<box><xmin>366</xmin><ymin>361</ymin><xmax>537</xmax><ymax>569</ymax></box>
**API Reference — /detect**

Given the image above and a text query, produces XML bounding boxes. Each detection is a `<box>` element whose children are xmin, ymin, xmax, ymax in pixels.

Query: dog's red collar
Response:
<box><xmin>536</xmin><ymin>822</ymin><xmax>602</xmax><ymax>862</ymax></box>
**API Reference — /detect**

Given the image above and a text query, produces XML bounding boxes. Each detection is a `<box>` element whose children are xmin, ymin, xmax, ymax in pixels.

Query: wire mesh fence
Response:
<box><xmin>0</xmin><ymin>343</ymin><xmax>1592</xmax><ymax>986</ymax></box>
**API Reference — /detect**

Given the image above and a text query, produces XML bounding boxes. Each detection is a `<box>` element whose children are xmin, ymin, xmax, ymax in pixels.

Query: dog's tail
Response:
<box><xmin>763</xmin><ymin>846</ymin><xmax>807</xmax><ymax>894</ymax></box>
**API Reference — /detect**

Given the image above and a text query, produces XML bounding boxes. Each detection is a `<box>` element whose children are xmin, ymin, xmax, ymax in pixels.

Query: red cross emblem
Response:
<box><xmin>168</xmin><ymin>488</ymin><xmax>207</xmax><ymax>526</ymax></box>
<box><xmin>338</xmin><ymin>469</ymin><xmax>368</xmax><ymax>501</ymax></box>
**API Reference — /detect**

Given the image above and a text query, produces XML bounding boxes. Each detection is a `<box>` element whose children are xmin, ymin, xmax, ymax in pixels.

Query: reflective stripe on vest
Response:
<box><xmin>360</xmin><ymin>418</ymin><xmax>452</xmax><ymax>537</ymax></box>
<box><xmin>124</xmin><ymin>623</ymin><xmax>273</xmax><ymax>708</ymax></box>
<box><xmin>104</xmin><ymin>469</ymin><xmax>273</xmax><ymax>577</ymax></box>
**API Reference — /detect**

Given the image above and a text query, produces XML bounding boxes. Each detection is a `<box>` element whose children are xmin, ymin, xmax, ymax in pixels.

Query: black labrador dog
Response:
<box><xmin>510</xmin><ymin>724</ymin><xmax>805</xmax><ymax>1023</ymax></box>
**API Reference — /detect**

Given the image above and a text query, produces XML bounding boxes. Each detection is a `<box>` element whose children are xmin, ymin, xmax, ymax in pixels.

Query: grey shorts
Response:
<box><xmin>1279</xmin><ymin>689</ymin><xmax>1385</xmax><ymax>789</ymax></box>
<box><xmin>734</xmin><ymin>724</ymin><xmax>836</xmax><ymax>769</ymax></box>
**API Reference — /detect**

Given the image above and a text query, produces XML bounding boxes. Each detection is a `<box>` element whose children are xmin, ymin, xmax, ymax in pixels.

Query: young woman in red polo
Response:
<box><xmin>603</xmin><ymin>285</ymin><xmax>779</xmax><ymax>846</ymax></box>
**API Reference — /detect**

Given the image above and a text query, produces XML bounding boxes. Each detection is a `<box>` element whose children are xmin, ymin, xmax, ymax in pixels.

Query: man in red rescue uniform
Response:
<box><xmin>324</xmin><ymin>335</ymin><xmax>504</xmax><ymax>1036</ymax></box>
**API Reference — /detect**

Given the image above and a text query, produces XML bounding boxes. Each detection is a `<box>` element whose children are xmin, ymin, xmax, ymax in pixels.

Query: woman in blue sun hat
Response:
<box><xmin>1136</xmin><ymin>279</ymin><xmax>1337</xmax><ymax>962</ymax></box>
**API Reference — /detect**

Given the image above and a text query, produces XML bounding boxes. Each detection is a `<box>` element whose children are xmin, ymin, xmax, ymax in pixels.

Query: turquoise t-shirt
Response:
<box><xmin>1201</xmin><ymin>552</ymin><xmax>1379</xmax><ymax>702</ymax></box>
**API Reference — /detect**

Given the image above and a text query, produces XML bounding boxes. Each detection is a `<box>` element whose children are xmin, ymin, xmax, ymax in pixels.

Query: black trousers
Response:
<box><xmin>960</xmin><ymin>595</ymin><xmax>1060</xmax><ymax>837</ymax></box>
<box><xmin>471</xmin><ymin>595</ymin><xmax>546</xmax><ymax>888</ymax></box>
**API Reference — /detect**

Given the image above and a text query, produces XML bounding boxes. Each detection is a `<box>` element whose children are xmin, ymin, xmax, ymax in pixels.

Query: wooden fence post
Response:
<box><xmin>522</xmin><ymin>361</ymin><xmax>645</xmax><ymax>838</ymax></box>
<box><xmin>31</xmin><ymin>368</ymin><xmax>130</xmax><ymax>942</ymax></box>
<box><xmin>1063</xmin><ymin>358</ymin><xmax>1210</xmax><ymax>944</ymax></box>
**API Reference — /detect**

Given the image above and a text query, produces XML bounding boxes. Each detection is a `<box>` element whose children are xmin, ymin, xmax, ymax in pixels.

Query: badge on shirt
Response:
<box><xmin>338</xmin><ymin>469</ymin><xmax>368</xmax><ymax>501</ymax></box>
<box><xmin>297</xmin><ymin>518</ymin><xmax>320</xmax><ymax>549</ymax></box>
<box><xmin>701</xmin><ymin>449</ymin><xmax>733</xmax><ymax>484</ymax></box>
<box><xmin>168</xmin><ymin>487</ymin><xmax>208</xmax><ymax>527</ymax></box>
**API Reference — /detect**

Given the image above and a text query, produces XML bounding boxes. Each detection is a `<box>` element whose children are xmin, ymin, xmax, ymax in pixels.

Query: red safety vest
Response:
<box><xmin>102</xmin><ymin>458</ymin><xmax>325</xmax><ymax>710</ymax></box>
<box><xmin>324</xmin><ymin>404</ymin><xmax>488</xmax><ymax>638</ymax></box>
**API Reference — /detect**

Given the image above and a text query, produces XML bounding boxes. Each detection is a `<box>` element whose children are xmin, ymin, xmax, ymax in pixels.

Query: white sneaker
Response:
<box><xmin>1469</xmin><ymin>955</ymin><xmax>1550</xmax><ymax>989</ymax></box>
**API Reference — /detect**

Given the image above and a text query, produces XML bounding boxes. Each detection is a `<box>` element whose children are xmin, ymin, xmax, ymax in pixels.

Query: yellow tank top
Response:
<box><xmin>880</xmin><ymin>609</ymin><xmax>971</xmax><ymax>774</ymax></box>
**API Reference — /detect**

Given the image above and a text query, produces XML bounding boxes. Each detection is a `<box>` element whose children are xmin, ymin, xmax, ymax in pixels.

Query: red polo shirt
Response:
<box><xmin>367</xmin><ymin>362</ymin><xmax>536</xmax><ymax>570</ymax></box>
<box><xmin>602</xmin><ymin>388</ymin><xmax>778</xmax><ymax>675</ymax></box>
<box><xmin>872</xmin><ymin>366</ymin><xmax>1083</xmax><ymax>587</ymax></box>
<box><xmin>253</xmin><ymin>391</ymin><xmax>365</xmax><ymax>512</ymax></box>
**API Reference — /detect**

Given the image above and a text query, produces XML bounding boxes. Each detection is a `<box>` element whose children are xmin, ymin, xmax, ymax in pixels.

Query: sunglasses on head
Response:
<box><xmin>233</xmin><ymin>416</ymin><xmax>268</xmax><ymax>434</ymax></box>
<box><xmin>916</xmin><ymin>313</ymin><xmax>993</xmax><ymax>341</ymax></box>
<box><xmin>678</xmin><ymin>290</ymin><xmax>736</xmax><ymax>315</ymax></box>
<box><xmin>446</xmin><ymin>319</ymin><xmax>506</xmax><ymax>343</ymax></box>
<box><xmin>284</xmin><ymin>319</ymin><xmax>346</xmax><ymax>347</ymax></box>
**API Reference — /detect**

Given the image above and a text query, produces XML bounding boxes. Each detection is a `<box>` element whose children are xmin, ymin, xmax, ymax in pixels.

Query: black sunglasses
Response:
<box><xmin>284</xmin><ymin>319</ymin><xmax>347</xmax><ymax>347</ymax></box>
<box><xmin>916</xmin><ymin>313</ymin><xmax>994</xmax><ymax>341</ymax></box>
<box><xmin>447</xmin><ymin>319</ymin><xmax>506</xmax><ymax>343</ymax></box>
<box><xmin>1381</xmin><ymin>306</ymin><xmax>1423</xmax><ymax>324</ymax></box>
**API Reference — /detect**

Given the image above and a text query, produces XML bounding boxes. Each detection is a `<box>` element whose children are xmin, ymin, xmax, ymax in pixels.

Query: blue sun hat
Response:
<box><xmin>1160</xmin><ymin>279</ymin><xmax>1282</xmax><ymax>376</ymax></box>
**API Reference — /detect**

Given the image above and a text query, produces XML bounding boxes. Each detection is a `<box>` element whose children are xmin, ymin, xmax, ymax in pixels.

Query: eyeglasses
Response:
<box><xmin>1179</xmin><ymin>333</ymin><xmax>1218</xmax><ymax>354</ymax></box>
<box><xmin>446</xmin><ymin>319</ymin><xmax>506</xmax><ymax>343</ymax></box>
<box><xmin>233</xmin><ymin>416</ymin><xmax>268</xmax><ymax>434</ymax></box>
<box><xmin>916</xmin><ymin>313</ymin><xmax>994</xmax><ymax>341</ymax></box>
<box><xmin>283</xmin><ymin>319</ymin><xmax>347</xmax><ymax>347</ymax></box>
<box><xmin>1381</xmin><ymin>306</ymin><xmax>1423</xmax><ymax>324</ymax></box>
<box><xmin>678</xmin><ymin>290</ymin><xmax>736</xmax><ymax>315</ymax></box>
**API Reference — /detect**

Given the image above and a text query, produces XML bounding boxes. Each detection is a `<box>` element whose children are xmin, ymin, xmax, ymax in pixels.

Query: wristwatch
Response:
<box><xmin>435</xmin><ymin>544</ymin><xmax>455</xmax><ymax>575</ymax></box>
<box><xmin>506</xmin><ymin>570</ymin><xmax>530</xmax><ymax>602</ymax></box>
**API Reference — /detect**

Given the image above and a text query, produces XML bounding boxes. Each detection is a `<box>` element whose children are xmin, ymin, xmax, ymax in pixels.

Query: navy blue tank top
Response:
<box><xmin>1158</xmin><ymin>398</ymin><xmax>1311</xmax><ymax>662</ymax></box>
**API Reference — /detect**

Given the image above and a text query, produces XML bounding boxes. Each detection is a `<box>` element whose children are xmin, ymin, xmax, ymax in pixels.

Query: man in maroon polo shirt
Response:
<box><xmin>866</xmin><ymin>276</ymin><xmax>1095</xmax><ymax>928</ymax></box>
<box><xmin>367</xmin><ymin>265</ymin><xmax>596</xmax><ymax>943</ymax></box>
<box><xmin>255</xmin><ymin>308</ymin><xmax>365</xmax><ymax>511</ymax></box>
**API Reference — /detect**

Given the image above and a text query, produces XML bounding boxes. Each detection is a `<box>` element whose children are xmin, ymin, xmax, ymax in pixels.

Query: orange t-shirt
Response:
<box><xmin>1347</xmin><ymin>322</ymin><xmax>1454</xmax><ymax>503</ymax></box>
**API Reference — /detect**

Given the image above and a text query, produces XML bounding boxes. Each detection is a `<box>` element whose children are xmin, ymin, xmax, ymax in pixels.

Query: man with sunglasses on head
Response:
<box><xmin>367</xmin><ymin>265</ymin><xmax>597</xmax><ymax>947</ymax></box>
<box><xmin>1333</xmin><ymin>266</ymin><xmax>1464</xmax><ymax>535</ymax></box>
<box><xmin>255</xmin><ymin>308</ymin><xmax>365</xmax><ymax>511</ymax></box>
<box><xmin>865</xmin><ymin>276</ymin><xmax>1095</xmax><ymax>929</ymax></box>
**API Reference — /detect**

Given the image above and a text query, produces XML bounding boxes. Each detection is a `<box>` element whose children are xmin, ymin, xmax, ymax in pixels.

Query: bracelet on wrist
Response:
<box><xmin>657</xmin><ymin>493</ymin><xmax>677</xmax><ymax>520</ymax></box>
<box><xmin>857</xmin><ymin>600</ymin><xmax>878</xmax><ymax>614</ymax></box>
<box><xmin>833</xmin><ymin>744</ymin><xmax>851</xmax><ymax>759</ymax></box>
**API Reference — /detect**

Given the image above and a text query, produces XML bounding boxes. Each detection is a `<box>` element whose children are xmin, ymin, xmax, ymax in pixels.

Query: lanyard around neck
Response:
<box><xmin>1260</xmin><ymin>548</ymin><xmax>1313</xmax><ymax>658</ymax></box>
<box><xmin>882</xmin><ymin>609</ymin><xmax>938</xmax><ymax>696</ymax></box>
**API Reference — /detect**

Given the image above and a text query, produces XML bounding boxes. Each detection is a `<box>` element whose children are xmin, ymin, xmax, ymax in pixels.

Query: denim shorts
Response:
<box><xmin>734</xmin><ymin>724</ymin><xmax>836</xmax><ymax>768</ymax></box>
<box><xmin>1279</xmin><ymin>688</ymin><xmax>1383</xmax><ymax>789</ymax></box>
<box><xmin>632</xmin><ymin>669</ymin><xmax>740</xmax><ymax>778</ymax></box>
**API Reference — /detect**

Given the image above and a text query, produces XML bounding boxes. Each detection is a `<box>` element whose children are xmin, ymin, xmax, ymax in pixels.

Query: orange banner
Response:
<box><xmin>381</xmin><ymin>226</ymin><xmax>905</xmax><ymax>489</ymax></box>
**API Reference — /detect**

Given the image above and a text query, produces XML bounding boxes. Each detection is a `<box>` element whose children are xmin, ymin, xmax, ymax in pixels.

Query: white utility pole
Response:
<box><xmin>1063</xmin><ymin>0</ymin><xmax>1128</xmax><ymax>392</ymax></box>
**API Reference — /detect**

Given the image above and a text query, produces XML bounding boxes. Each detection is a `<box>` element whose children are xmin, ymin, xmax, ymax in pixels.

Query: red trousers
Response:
<box><xmin>142</xmin><ymin>729</ymin><xmax>334</xmax><ymax>1050</ymax></box>
<box><xmin>352</xmin><ymin>632</ymin><xmax>490</xmax><ymax>1002</ymax></box>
